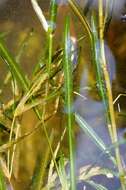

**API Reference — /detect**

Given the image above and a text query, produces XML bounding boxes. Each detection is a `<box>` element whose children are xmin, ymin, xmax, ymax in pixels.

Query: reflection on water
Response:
<box><xmin>76</xmin><ymin>0</ymin><xmax>126</xmax><ymax>18</ymax></box>
<box><xmin>74</xmin><ymin>71</ymin><xmax>125</xmax><ymax>189</ymax></box>
<box><xmin>70</xmin><ymin>1</ymin><xmax>126</xmax><ymax>189</ymax></box>
<box><xmin>74</xmin><ymin>4</ymin><xmax>126</xmax><ymax>189</ymax></box>
<box><xmin>0</xmin><ymin>1</ymin><xmax>126</xmax><ymax>190</ymax></box>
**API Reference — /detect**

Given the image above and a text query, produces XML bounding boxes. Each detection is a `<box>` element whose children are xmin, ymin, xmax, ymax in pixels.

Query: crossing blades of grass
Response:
<box><xmin>31</xmin><ymin>0</ymin><xmax>58</xmax><ymax>75</ymax></box>
<box><xmin>68</xmin><ymin>0</ymin><xmax>92</xmax><ymax>42</ymax></box>
<box><xmin>91</xmin><ymin>14</ymin><xmax>110</xmax><ymax>128</ymax></box>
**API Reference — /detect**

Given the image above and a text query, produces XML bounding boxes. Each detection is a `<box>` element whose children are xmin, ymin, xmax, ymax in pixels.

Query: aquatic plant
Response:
<box><xmin>0</xmin><ymin>0</ymin><xmax>126</xmax><ymax>190</ymax></box>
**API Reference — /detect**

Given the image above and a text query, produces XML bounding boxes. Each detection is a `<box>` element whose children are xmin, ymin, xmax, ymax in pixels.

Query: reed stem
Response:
<box><xmin>98</xmin><ymin>1</ymin><xmax>125</xmax><ymax>189</ymax></box>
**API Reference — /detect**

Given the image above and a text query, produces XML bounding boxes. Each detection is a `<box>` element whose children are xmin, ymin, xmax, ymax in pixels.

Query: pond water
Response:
<box><xmin>0</xmin><ymin>1</ymin><xmax>126</xmax><ymax>190</ymax></box>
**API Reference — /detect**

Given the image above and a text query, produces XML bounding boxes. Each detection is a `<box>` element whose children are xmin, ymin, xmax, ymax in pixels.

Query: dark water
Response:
<box><xmin>0</xmin><ymin>1</ymin><xmax>126</xmax><ymax>190</ymax></box>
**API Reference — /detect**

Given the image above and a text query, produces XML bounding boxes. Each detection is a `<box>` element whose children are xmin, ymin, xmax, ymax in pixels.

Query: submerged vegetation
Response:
<box><xmin>0</xmin><ymin>0</ymin><xmax>126</xmax><ymax>189</ymax></box>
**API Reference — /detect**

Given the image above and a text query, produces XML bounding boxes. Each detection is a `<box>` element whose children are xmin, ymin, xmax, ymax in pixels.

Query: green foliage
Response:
<box><xmin>63</xmin><ymin>16</ymin><xmax>76</xmax><ymax>190</ymax></box>
<box><xmin>0</xmin><ymin>38</ymin><xmax>29</xmax><ymax>91</ymax></box>
<box><xmin>0</xmin><ymin>0</ymin><xmax>125</xmax><ymax>190</ymax></box>
<box><xmin>0</xmin><ymin>167</ymin><xmax>6</xmax><ymax>190</ymax></box>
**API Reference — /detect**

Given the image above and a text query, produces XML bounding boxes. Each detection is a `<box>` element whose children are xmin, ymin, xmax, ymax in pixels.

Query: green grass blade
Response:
<box><xmin>63</xmin><ymin>16</ymin><xmax>76</xmax><ymax>190</ymax></box>
<box><xmin>49</xmin><ymin>0</ymin><xmax>57</xmax><ymax>32</ymax></box>
<box><xmin>31</xmin><ymin>0</ymin><xmax>58</xmax><ymax>75</ymax></box>
<box><xmin>0</xmin><ymin>167</ymin><xmax>6</xmax><ymax>190</ymax></box>
<box><xmin>30</xmin><ymin>131</ymin><xmax>54</xmax><ymax>190</ymax></box>
<box><xmin>14</xmin><ymin>86</ymin><xmax>59</xmax><ymax>117</ymax></box>
<box><xmin>91</xmin><ymin>14</ymin><xmax>109</xmax><ymax>121</ymax></box>
<box><xmin>0</xmin><ymin>38</ymin><xmax>29</xmax><ymax>91</ymax></box>
<box><xmin>0</xmin><ymin>38</ymin><xmax>43</xmax><ymax>120</ymax></box>
<box><xmin>75</xmin><ymin>113</ymin><xmax>107</xmax><ymax>151</ymax></box>
<box><xmin>68</xmin><ymin>0</ymin><xmax>92</xmax><ymax>42</ymax></box>
<box><xmin>87</xmin><ymin>180</ymin><xmax>108</xmax><ymax>190</ymax></box>
<box><xmin>75</xmin><ymin>113</ymin><xmax>116</xmax><ymax>165</ymax></box>
<box><xmin>58</xmin><ymin>155</ymin><xmax>69</xmax><ymax>190</ymax></box>
<box><xmin>47</xmin><ymin>0</ymin><xmax>57</xmax><ymax>75</ymax></box>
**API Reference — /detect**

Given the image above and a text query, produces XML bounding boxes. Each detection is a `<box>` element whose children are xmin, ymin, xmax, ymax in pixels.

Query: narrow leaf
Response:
<box><xmin>75</xmin><ymin>113</ymin><xmax>115</xmax><ymax>164</ymax></box>
<box><xmin>87</xmin><ymin>180</ymin><xmax>108</xmax><ymax>190</ymax></box>
<box><xmin>47</xmin><ymin>0</ymin><xmax>58</xmax><ymax>74</ymax></box>
<box><xmin>0</xmin><ymin>125</ymin><xmax>39</xmax><ymax>153</ymax></box>
<box><xmin>0</xmin><ymin>166</ymin><xmax>6</xmax><ymax>190</ymax></box>
<box><xmin>0</xmin><ymin>39</ymin><xmax>29</xmax><ymax>91</ymax></box>
<box><xmin>63</xmin><ymin>16</ymin><xmax>76</xmax><ymax>190</ymax></box>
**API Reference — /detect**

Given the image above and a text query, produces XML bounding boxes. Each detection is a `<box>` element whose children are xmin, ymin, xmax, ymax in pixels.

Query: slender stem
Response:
<box><xmin>104</xmin><ymin>0</ymin><xmax>114</xmax><ymax>34</ymax></box>
<box><xmin>0</xmin><ymin>40</ymin><xmax>29</xmax><ymax>91</ymax></box>
<box><xmin>98</xmin><ymin>1</ymin><xmax>125</xmax><ymax>189</ymax></box>
<box><xmin>68</xmin><ymin>0</ymin><xmax>92</xmax><ymax>43</ymax></box>
<box><xmin>63</xmin><ymin>16</ymin><xmax>75</xmax><ymax>190</ymax></box>
<box><xmin>47</xmin><ymin>0</ymin><xmax>57</xmax><ymax>75</ymax></box>
<box><xmin>9</xmin><ymin>121</ymin><xmax>20</xmax><ymax>179</ymax></box>
<box><xmin>7</xmin><ymin>116</ymin><xmax>15</xmax><ymax>177</ymax></box>
<box><xmin>33</xmin><ymin>131</ymin><xmax>54</xmax><ymax>190</ymax></box>
<box><xmin>47</xmin><ymin>32</ymin><xmax>53</xmax><ymax>75</ymax></box>
<box><xmin>91</xmin><ymin>14</ymin><xmax>113</xmax><ymax>139</ymax></box>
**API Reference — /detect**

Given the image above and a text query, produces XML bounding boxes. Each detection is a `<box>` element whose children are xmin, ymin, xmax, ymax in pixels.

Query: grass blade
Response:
<box><xmin>47</xmin><ymin>0</ymin><xmax>57</xmax><ymax>74</ymax></box>
<box><xmin>79</xmin><ymin>165</ymin><xmax>116</xmax><ymax>182</ymax></box>
<box><xmin>58</xmin><ymin>155</ymin><xmax>69</xmax><ymax>190</ymax></box>
<box><xmin>0</xmin><ymin>38</ymin><xmax>29</xmax><ymax>91</ymax></box>
<box><xmin>91</xmin><ymin>14</ymin><xmax>110</xmax><ymax>125</ymax></box>
<box><xmin>68</xmin><ymin>0</ymin><xmax>92</xmax><ymax>42</ymax></box>
<box><xmin>30</xmin><ymin>131</ymin><xmax>54</xmax><ymax>190</ymax></box>
<box><xmin>75</xmin><ymin>113</ymin><xmax>116</xmax><ymax>165</ymax></box>
<box><xmin>49</xmin><ymin>0</ymin><xmax>57</xmax><ymax>32</ymax></box>
<box><xmin>0</xmin><ymin>124</ymin><xmax>39</xmax><ymax>153</ymax></box>
<box><xmin>0</xmin><ymin>167</ymin><xmax>6</xmax><ymax>190</ymax></box>
<box><xmin>98</xmin><ymin>1</ymin><xmax>125</xmax><ymax>189</ymax></box>
<box><xmin>75</xmin><ymin>113</ymin><xmax>107</xmax><ymax>152</ymax></box>
<box><xmin>87</xmin><ymin>180</ymin><xmax>108</xmax><ymax>190</ymax></box>
<box><xmin>63</xmin><ymin>16</ymin><xmax>76</xmax><ymax>190</ymax></box>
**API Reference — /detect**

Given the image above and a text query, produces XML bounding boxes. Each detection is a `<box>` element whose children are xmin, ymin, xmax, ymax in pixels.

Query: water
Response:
<box><xmin>76</xmin><ymin>0</ymin><xmax>126</xmax><ymax>18</ymax></box>
<box><xmin>73</xmin><ymin>1</ymin><xmax>126</xmax><ymax>189</ymax></box>
<box><xmin>0</xmin><ymin>1</ymin><xmax>126</xmax><ymax>190</ymax></box>
<box><xmin>74</xmin><ymin>71</ymin><xmax>125</xmax><ymax>189</ymax></box>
